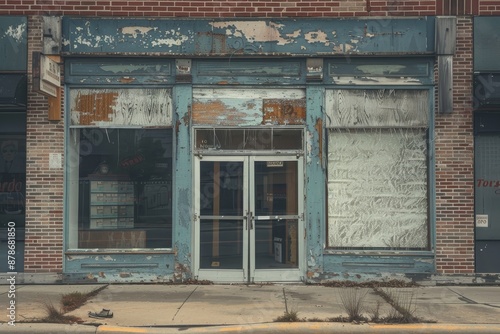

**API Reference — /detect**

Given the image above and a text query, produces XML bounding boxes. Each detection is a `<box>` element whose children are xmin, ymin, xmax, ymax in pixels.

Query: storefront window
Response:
<box><xmin>67</xmin><ymin>88</ymin><xmax>173</xmax><ymax>249</ymax></box>
<box><xmin>326</xmin><ymin>89</ymin><xmax>430</xmax><ymax>250</ymax></box>
<box><xmin>0</xmin><ymin>112</ymin><xmax>26</xmax><ymax>271</ymax></box>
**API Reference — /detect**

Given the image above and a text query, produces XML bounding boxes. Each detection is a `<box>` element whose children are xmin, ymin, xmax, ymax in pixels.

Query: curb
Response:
<box><xmin>94</xmin><ymin>323</ymin><xmax>500</xmax><ymax>334</ymax></box>
<box><xmin>0</xmin><ymin>323</ymin><xmax>96</xmax><ymax>333</ymax></box>
<box><xmin>4</xmin><ymin>322</ymin><xmax>500</xmax><ymax>334</ymax></box>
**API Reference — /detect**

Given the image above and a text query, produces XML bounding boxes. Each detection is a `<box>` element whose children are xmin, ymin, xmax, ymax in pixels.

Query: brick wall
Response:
<box><xmin>479</xmin><ymin>1</ymin><xmax>500</xmax><ymax>15</ymax></box>
<box><xmin>434</xmin><ymin>17</ymin><xmax>475</xmax><ymax>274</ymax></box>
<box><xmin>24</xmin><ymin>16</ymin><xmax>64</xmax><ymax>273</ymax></box>
<box><xmin>0</xmin><ymin>0</ymin><xmax>436</xmax><ymax>17</ymax></box>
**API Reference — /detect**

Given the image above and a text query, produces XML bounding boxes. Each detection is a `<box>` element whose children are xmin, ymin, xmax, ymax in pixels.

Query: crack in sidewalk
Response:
<box><xmin>172</xmin><ymin>286</ymin><xmax>199</xmax><ymax>321</ymax></box>
<box><xmin>447</xmin><ymin>287</ymin><xmax>500</xmax><ymax>309</ymax></box>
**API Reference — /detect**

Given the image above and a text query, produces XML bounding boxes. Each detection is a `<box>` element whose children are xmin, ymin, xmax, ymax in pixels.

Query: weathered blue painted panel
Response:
<box><xmin>62</xmin><ymin>18</ymin><xmax>434</xmax><ymax>56</ymax></box>
<box><xmin>65</xmin><ymin>58</ymin><xmax>174</xmax><ymax>85</ymax></box>
<box><xmin>326</xmin><ymin>58</ymin><xmax>434</xmax><ymax>85</ymax></box>
<box><xmin>193</xmin><ymin>59</ymin><xmax>305</xmax><ymax>85</ymax></box>
<box><xmin>322</xmin><ymin>253</ymin><xmax>435</xmax><ymax>276</ymax></box>
<box><xmin>172</xmin><ymin>84</ymin><xmax>193</xmax><ymax>282</ymax></box>
<box><xmin>305</xmin><ymin>86</ymin><xmax>326</xmax><ymax>280</ymax></box>
<box><xmin>0</xmin><ymin>16</ymin><xmax>27</xmax><ymax>71</ymax></box>
<box><xmin>64</xmin><ymin>252</ymin><xmax>175</xmax><ymax>283</ymax></box>
<box><xmin>474</xmin><ymin>17</ymin><xmax>500</xmax><ymax>71</ymax></box>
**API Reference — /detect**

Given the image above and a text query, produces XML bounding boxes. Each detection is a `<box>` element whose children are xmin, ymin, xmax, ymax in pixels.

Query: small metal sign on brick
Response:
<box><xmin>476</xmin><ymin>214</ymin><xmax>489</xmax><ymax>228</ymax></box>
<box><xmin>40</xmin><ymin>54</ymin><xmax>60</xmax><ymax>87</ymax></box>
<box><xmin>32</xmin><ymin>52</ymin><xmax>60</xmax><ymax>98</ymax></box>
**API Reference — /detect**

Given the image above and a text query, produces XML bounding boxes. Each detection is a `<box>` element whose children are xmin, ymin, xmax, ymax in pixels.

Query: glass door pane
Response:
<box><xmin>253</xmin><ymin>160</ymin><xmax>299</xmax><ymax>270</ymax></box>
<box><xmin>199</xmin><ymin>161</ymin><xmax>244</xmax><ymax>270</ymax></box>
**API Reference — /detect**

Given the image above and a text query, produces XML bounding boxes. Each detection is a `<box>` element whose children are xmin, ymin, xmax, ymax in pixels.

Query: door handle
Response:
<box><xmin>244</xmin><ymin>212</ymin><xmax>254</xmax><ymax>230</ymax></box>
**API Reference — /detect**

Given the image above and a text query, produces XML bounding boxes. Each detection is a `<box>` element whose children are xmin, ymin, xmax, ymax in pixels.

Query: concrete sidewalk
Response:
<box><xmin>1</xmin><ymin>283</ymin><xmax>500</xmax><ymax>333</ymax></box>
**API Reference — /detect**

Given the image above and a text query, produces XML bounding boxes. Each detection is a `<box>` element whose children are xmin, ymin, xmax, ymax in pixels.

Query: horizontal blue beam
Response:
<box><xmin>62</xmin><ymin>17</ymin><xmax>435</xmax><ymax>56</ymax></box>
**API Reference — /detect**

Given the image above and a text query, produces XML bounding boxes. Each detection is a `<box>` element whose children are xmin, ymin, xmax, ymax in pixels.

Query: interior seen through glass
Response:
<box><xmin>199</xmin><ymin>160</ymin><xmax>298</xmax><ymax>270</ymax></box>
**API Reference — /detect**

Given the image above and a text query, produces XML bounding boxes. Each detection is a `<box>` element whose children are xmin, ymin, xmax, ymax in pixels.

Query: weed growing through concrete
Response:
<box><xmin>374</xmin><ymin>287</ymin><xmax>421</xmax><ymax>323</ymax></box>
<box><xmin>61</xmin><ymin>284</ymin><xmax>109</xmax><ymax>313</ymax></box>
<box><xmin>274</xmin><ymin>310</ymin><xmax>301</xmax><ymax>322</ymax></box>
<box><xmin>21</xmin><ymin>285</ymin><xmax>111</xmax><ymax>324</ymax></box>
<box><xmin>367</xmin><ymin>300</ymin><xmax>382</xmax><ymax>322</ymax></box>
<box><xmin>338</xmin><ymin>287</ymin><xmax>368</xmax><ymax>322</ymax></box>
<box><xmin>41</xmin><ymin>302</ymin><xmax>82</xmax><ymax>324</ymax></box>
<box><xmin>272</xmin><ymin>282</ymin><xmax>433</xmax><ymax>324</ymax></box>
<box><xmin>274</xmin><ymin>287</ymin><xmax>303</xmax><ymax>322</ymax></box>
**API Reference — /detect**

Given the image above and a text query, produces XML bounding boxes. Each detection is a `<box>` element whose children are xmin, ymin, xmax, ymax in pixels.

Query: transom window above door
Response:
<box><xmin>195</xmin><ymin>128</ymin><xmax>303</xmax><ymax>152</ymax></box>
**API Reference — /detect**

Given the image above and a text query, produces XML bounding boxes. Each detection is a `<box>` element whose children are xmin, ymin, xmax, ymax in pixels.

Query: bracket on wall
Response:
<box><xmin>436</xmin><ymin>16</ymin><xmax>457</xmax><ymax>114</ymax></box>
<box><xmin>306</xmin><ymin>58</ymin><xmax>323</xmax><ymax>82</ymax></box>
<box><xmin>43</xmin><ymin>16</ymin><xmax>62</xmax><ymax>55</ymax></box>
<box><xmin>176</xmin><ymin>59</ymin><xmax>192</xmax><ymax>83</ymax></box>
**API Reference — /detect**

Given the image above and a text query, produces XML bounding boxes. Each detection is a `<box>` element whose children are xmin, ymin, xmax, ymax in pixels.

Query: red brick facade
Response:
<box><xmin>24</xmin><ymin>16</ymin><xmax>65</xmax><ymax>273</ymax></box>
<box><xmin>435</xmin><ymin>17</ymin><xmax>475</xmax><ymax>274</ymax></box>
<box><xmin>1</xmin><ymin>0</ymin><xmax>437</xmax><ymax>17</ymax></box>
<box><xmin>0</xmin><ymin>1</ymin><xmax>496</xmax><ymax>277</ymax></box>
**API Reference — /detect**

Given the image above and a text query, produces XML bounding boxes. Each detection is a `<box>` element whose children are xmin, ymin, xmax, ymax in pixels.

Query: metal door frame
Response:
<box><xmin>193</xmin><ymin>155</ymin><xmax>304</xmax><ymax>283</ymax></box>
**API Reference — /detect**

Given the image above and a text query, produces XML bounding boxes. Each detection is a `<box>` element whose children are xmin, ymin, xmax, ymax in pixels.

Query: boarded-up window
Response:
<box><xmin>192</xmin><ymin>88</ymin><xmax>305</xmax><ymax>126</ymax></box>
<box><xmin>326</xmin><ymin>89</ymin><xmax>429</xmax><ymax>249</ymax></box>
<box><xmin>69</xmin><ymin>88</ymin><xmax>172</xmax><ymax>127</ymax></box>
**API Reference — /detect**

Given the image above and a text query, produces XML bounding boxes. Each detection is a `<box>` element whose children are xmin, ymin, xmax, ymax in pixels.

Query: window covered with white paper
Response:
<box><xmin>326</xmin><ymin>89</ymin><xmax>429</xmax><ymax>249</ymax></box>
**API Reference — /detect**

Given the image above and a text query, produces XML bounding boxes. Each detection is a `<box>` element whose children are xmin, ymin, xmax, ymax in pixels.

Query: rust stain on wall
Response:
<box><xmin>262</xmin><ymin>99</ymin><xmax>306</xmax><ymax>125</ymax></box>
<box><xmin>193</xmin><ymin>100</ymin><xmax>229</xmax><ymax>124</ymax></box>
<box><xmin>315</xmin><ymin>118</ymin><xmax>323</xmax><ymax>163</ymax></box>
<box><xmin>193</xmin><ymin>100</ymin><xmax>255</xmax><ymax>125</ymax></box>
<box><xmin>74</xmin><ymin>92</ymin><xmax>118</xmax><ymax>125</ymax></box>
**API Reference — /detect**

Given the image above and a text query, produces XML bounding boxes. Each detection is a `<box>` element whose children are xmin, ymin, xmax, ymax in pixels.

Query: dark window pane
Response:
<box><xmin>199</xmin><ymin>161</ymin><xmax>243</xmax><ymax>216</ymax></box>
<box><xmin>75</xmin><ymin>128</ymin><xmax>172</xmax><ymax>249</ymax></box>
<box><xmin>200</xmin><ymin>219</ymin><xmax>243</xmax><ymax>269</ymax></box>
<box><xmin>273</xmin><ymin>129</ymin><xmax>302</xmax><ymax>150</ymax></box>
<box><xmin>0</xmin><ymin>112</ymin><xmax>26</xmax><ymax>272</ymax></box>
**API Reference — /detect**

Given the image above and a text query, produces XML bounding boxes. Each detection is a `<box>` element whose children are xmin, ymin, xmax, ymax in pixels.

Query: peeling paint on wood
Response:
<box><xmin>70</xmin><ymin>88</ymin><xmax>172</xmax><ymax>126</ymax></box>
<box><xmin>0</xmin><ymin>17</ymin><xmax>27</xmax><ymax>71</ymax></box>
<box><xmin>210</xmin><ymin>21</ymin><xmax>292</xmax><ymax>46</ymax></box>
<box><xmin>193</xmin><ymin>88</ymin><xmax>306</xmax><ymax>126</ymax></box>
<box><xmin>63</xmin><ymin>17</ymin><xmax>434</xmax><ymax>56</ymax></box>
<box><xmin>262</xmin><ymin>99</ymin><xmax>305</xmax><ymax>125</ymax></box>
<box><xmin>315</xmin><ymin>118</ymin><xmax>323</xmax><ymax>163</ymax></box>
<box><xmin>325</xmin><ymin>89</ymin><xmax>429</xmax><ymax>128</ymax></box>
<box><xmin>326</xmin><ymin>58</ymin><xmax>433</xmax><ymax>86</ymax></box>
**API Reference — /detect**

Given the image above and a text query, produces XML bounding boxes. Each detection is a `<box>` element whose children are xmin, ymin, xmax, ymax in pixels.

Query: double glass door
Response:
<box><xmin>194</xmin><ymin>156</ymin><xmax>303</xmax><ymax>282</ymax></box>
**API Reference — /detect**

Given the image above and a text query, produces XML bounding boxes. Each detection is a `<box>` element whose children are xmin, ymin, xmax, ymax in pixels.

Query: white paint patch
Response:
<box><xmin>75</xmin><ymin>35</ymin><xmax>93</xmax><ymax>47</ymax></box>
<box><xmin>49</xmin><ymin>153</ymin><xmax>62</xmax><ymax>169</ymax></box>
<box><xmin>306</xmin><ymin>131</ymin><xmax>313</xmax><ymax>164</ymax></box>
<box><xmin>304</xmin><ymin>30</ymin><xmax>329</xmax><ymax>45</ymax></box>
<box><xmin>333</xmin><ymin>43</ymin><xmax>354</xmax><ymax>53</ymax></box>
<box><xmin>102</xmin><ymin>255</ymin><xmax>115</xmax><ymax>261</ymax></box>
<box><xmin>121</xmin><ymin>26</ymin><xmax>154</xmax><ymax>38</ymax></box>
<box><xmin>66</xmin><ymin>255</ymin><xmax>90</xmax><ymax>261</ymax></box>
<box><xmin>5</xmin><ymin>23</ymin><xmax>26</xmax><ymax>42</ymax></box>
<box><xmin>194</xmin><ymin>88</ymin><xmax>305</xmax><ymax>100</ymax></box>
<box><xmin>210</xmin><ymin>21</ymin><xmax>293</xmax><ymax>46</ymax></box>
<box><xmin>152</xmin><ymin>36</ymin><xmax>189</xmax><ymax>47</ymax></box>
<box><xmin>286</xmin><ymin>29</ymin><xmax>301</xmax><ymax>38</ymax></box>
